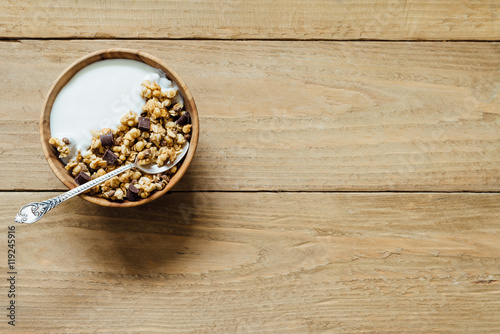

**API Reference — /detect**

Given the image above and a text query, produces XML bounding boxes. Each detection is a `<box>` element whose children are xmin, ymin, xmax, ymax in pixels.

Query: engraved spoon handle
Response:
<box><xmin>15</xmin><ymin>163</ymin><xmax>135</xmax><ymax>224</ymax></box>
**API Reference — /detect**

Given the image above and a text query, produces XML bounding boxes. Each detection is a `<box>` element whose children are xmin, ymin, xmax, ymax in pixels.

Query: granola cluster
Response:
<box><xmin>49</xmin><ymin>137</ymin><xmax>70</xmax><ymax>158</ymax></box>
<box><xmin>49</xmin><ymin>79</ymin><xmax>192</xmax><ymax>201</ymax></box>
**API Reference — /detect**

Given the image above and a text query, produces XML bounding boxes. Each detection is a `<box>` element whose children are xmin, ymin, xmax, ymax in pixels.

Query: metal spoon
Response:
<box><xmin>15</xmin><ymin>142</ymin><xmax>189</xmax><ymax>224</ymax></box>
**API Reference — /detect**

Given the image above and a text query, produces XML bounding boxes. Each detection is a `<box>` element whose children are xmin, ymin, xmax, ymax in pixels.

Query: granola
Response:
<box><xmin>49</xmin><ymin>79</ymin><xmax>191</xmax><ymax>201</ymax></box>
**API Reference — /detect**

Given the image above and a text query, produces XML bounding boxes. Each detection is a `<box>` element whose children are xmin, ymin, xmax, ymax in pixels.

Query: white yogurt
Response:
<box><xmin>50</xmin><ymin>59</ymin><xmax>183</xmax><ymax>161</ymax></box>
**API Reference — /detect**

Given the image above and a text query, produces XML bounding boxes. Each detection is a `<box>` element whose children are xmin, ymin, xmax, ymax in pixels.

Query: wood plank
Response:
<box><xmin>1</xmin><ymin>192</ymin><xmax>499</xmax><ymax>332</ymax></box>
<box><xmin>1</xmin><ymin>40</ymin><xmax>500</xmax><ymax>192</ymax></box>
<box><xmin>1</xmin><ymin>1</ymin><xmax>499</xmax><ymax>40</ymax></box>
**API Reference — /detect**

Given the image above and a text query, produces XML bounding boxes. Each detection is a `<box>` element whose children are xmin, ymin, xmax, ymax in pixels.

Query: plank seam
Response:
<box><xmin>2</xmin><ymin>190</ymin><xmax>500</xmax><ymax>194</ymax></box>
<box><xmin>1</xmin><ymin>38</ymin><xmax>499</xmax><ymax>42</ymax></box>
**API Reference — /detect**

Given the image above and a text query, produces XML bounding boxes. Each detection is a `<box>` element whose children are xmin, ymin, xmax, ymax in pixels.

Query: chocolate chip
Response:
<box><xmin>161</xmin><ymin>175</ymin><xmax>170</xmax><ymax>182</ymax></box>
<box><xmin>62</xmin><ymin>137</ymin><xmax>70</xmax><ymax>145</ymax></box>
<box><xmin>126</xmin><ymin>184</ymin><xmax>140</xmax><ymax>201</ymax></box>
<box><xmin>102</xmin><ymin>149</ymin><xmax>118</xmax><ymax>165</ymax></box>
<box><xmin>75</xmin><ymin>171</ymin><xmax>91</xmax><ymax>185</ymax></box>
<box><xmin>100</xmin><ymin>133</ymin><xmax>114</xmax><ymax>147</ymax></box>
<box><xmin>184</xmin><ymin>134</ymin><xmax>191</xmax><ymax>141</ymax></box>
<box><xmin>176</xmin><ymin>112</ymin><xmax>191</xmax><ymax>126</ymax></box>
<box><xmin>138</xmin><ymin>117</ymin><xmax>151</xmax><ymax>131</ymax></box>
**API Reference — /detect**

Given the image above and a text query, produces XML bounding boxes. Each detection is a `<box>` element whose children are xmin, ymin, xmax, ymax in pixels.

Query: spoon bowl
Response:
<box><xmin>134</xmin><ymin>142</ymin><xmax>189</xmax><ymax>174</ymax></box>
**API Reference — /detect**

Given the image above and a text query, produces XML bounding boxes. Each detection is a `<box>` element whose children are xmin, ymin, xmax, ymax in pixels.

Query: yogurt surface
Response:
<box><xmin>50</xmin><ymin>59</ymin><xmax>182</xmax><ymax>161</ymax></box>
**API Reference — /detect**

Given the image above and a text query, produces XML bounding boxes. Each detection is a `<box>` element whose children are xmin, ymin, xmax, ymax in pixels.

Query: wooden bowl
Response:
<box><xmin>40</xmin><ymin>49</ymin><xmax>199</xmax><ymax>207</ymax></box>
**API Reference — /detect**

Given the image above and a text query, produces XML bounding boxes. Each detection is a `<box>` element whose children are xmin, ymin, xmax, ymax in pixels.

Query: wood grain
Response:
<box><xmin>1</xmin><ymin>192</ymin><xmax>499</xmax><ymax>333</ymax></box>
<box><xmin>3</xmin><ymin>2</ymin><xmax>499</xmax><ymax>333</ymax></box>
<box><xmin>1</xmin><ymin>1</ymin><xmax>499</xmax><ymax>40</ymax></box>
<box><xmin>1</xmin><ymin>40</ymin><xmax>500</xmax><ymax>192</ymax></box>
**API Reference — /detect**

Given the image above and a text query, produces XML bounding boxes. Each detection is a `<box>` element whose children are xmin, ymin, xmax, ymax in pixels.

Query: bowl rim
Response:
<box><xmin>39</xmin><ymin>48</ymin><xmax>199</xmax><ymax>207</ymax></box>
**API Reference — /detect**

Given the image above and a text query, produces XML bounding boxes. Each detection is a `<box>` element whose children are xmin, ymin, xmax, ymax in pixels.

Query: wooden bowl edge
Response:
<box><xmin>39</xmin><ymin>49</ymin><xmax>199</xmax><ymax>207</ymax></box>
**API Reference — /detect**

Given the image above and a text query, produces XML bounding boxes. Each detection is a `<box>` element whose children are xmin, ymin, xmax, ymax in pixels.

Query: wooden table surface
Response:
<box><xmin>1</xmin><ymin>1</ymin><xmax>500</xmax><ymax>333</ymax></box>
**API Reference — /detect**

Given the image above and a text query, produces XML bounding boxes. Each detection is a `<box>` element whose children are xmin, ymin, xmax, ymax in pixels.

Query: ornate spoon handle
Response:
<box><xmin>15</xmin><ymin>163</ymin><xmax>135</xmax><ymax>224</ymax></box>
